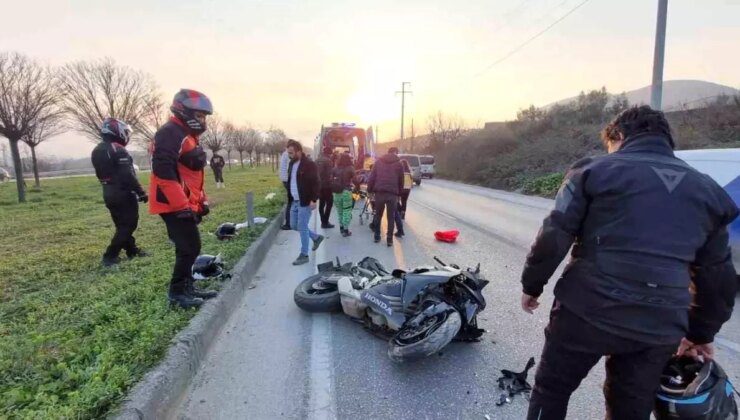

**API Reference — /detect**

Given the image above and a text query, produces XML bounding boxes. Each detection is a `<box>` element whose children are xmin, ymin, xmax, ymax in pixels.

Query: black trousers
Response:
<box><xmin>212</xmin><ymin>167</ymin><xmax>224</xmax><ymax>183</ymax></box>
<box><xmin>161</xmin><ymin>213</ymin><xmax>201</xmax><ymax>293</ymax></box>
<box><xmin>398</xmin><ymin>190</ymin><xmax>410</xmax><ymax>217</ymax></box>
<box><xmin>319</xmin><ymin>188</ymin><xmax>334</xmax><ymax>225</ymax></box>
<box><xmin>283</xmin><ymin>181</ymin><xmax>293</xmax><ymax>226</ymax></box>
<box><xmin>103</xmin><ymin>190</ymin><xmax>139</xmax><ymax>259</ymax></box>
<box><xmin>372</xmin><ymin>192</ymin><xmax>398</xmax><ymax>240</ymax></box>
<box><xmin>527</xmin><ymin>302</ymin><xmax>678</xmax><ymax>420</ymax></box>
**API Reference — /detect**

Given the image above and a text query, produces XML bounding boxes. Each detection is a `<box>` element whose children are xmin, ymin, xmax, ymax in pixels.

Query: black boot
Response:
<box><xmin>168</xmin><ymin>283</ymin><xmax>203</xmax><ymax>309</ymax></box>
<box><xmin>101</xmin><ymin>255</ymin><xmax>121</xmax><ymax>267</ymax></box>
<box><xmin>187</xmin><ymin>278</ymin><xmax>218</xmax><ymax>299</ymax></box>
<box><xmin>126</xmin><ymin>248</ymin><xmax>150</xmax><ymax>259</ymax></box>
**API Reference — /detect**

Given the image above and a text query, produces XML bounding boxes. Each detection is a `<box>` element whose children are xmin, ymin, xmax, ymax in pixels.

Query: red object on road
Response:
<box><xmin>434</xmin><ymin>230</ymin><xmax>460</xmax><ymax>243</ymax></box>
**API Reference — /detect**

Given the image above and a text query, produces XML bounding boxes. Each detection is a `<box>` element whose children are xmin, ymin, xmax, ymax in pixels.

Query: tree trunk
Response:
<box><xmin>30</xmin><ymin>145</ymin><xmax>40</xmax><ymax>188</ymax></box>
<box><xmin>227</xmin><ymin>151</ymin><xmax>232</xmax><ymax>169</ymax></box>
<box><xmin>239</xmin><ymin>151</ymin><xmax>244</xmax><ymax>168</ymax></box>
<box><xmin>8</xmin><ymin>138</ymin><xmax>26</xmax><ymax>203</ymax></box>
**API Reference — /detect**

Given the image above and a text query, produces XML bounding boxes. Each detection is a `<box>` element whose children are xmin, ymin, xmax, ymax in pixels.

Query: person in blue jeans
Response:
<box><xmin>286</xmin><ymin>141</ymin><xmax>324</xmax><ymax>265</ymax></box>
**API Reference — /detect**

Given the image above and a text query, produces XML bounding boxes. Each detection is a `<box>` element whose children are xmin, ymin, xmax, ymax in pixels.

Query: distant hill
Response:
<box><xmin>546</xmin><ymin>80</ymin><xmax>739</xmax><ymax>112</ymax></box>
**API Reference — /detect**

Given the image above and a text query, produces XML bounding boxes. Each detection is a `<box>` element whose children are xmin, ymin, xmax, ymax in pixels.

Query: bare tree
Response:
<box><xmin>0</xmin><ymin>52</ymin><xmax>62</xmax><ymax>202</ymax></box>
<box><xmin>136</xmin><ymin>94</ymin><xmax>168</xmax><ymax>148</ymax></box>
<box><xmin>232</xmin><ymin>126</ymin><xmax>258</xmax><ymax>168</ymax></box>
<box><xmin>22</xmin><ymin>110</ymin><xmax>65</xmax><ymax>187</ymax></box>
<box><xmin>427</xmin><ymin>111</ymin><xmax>466</xmax><ymax>152</ymax></box>
<box><xmin>266</xmin><ymin>127</ymin><xmax>288</xmax><ymax>171</ymax></box>
<box><xmin>222</xmin><ymin>122</ymin><xmax>237</xmax><ymax>169</ymax></box>
<box><xmin>58</xmin><ymin>57</ymin><xmax>159</xmax><ymax>141</ymax></box>
<box><xmin>201</xmin><ymin>114</ymin><xmax>225</xmax><ymax>153</ymax></box>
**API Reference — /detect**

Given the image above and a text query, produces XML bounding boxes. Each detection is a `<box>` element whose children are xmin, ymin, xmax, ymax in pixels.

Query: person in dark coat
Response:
<box><xmin>393</xmin><ymin>159</ymin><xmax>413</xmax><ymax>238</ymax></box>
<box><xmin>210</xmin><ymin>152</ymin><xmax>226</xmax><ymax>188</ymax></box>
<box><xmin>316</xmin><ymin>146</ymin><xmax>335</xmax><ymax>228</ymax></box>
<box><xmin>521</xmin><ymin>106</ymin><xmax>739</xmax><ymax>420</ymax></box>
<box><xmin>91</xmin><ymin>117</ymin><xmax>149</xmax><ymax>268</ymax></box>
<box><xmin>286</xmin><ymin>141</ymin><xmax>325</xmax><ymax>265</ymax></box>
<box><xmin>367</xmin><ymin>147</ymin><xmax>404</xmax><ymax>246</ymax></box>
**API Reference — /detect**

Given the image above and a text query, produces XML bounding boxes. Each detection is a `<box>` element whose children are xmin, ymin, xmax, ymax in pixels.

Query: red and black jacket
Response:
<box><xmin>149</xmin><ymin>117</ymin><xmax>208</xmax><ymax>215</ymax></box>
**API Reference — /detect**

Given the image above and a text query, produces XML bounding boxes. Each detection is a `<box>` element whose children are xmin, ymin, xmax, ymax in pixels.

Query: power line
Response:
<box><xmin>474</xmin><ymin>0</ymin><xmax>593</xmax><ymax>77</ymax></box>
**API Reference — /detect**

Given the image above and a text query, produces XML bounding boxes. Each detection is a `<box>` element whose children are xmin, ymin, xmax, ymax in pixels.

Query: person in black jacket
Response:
<box><xmin>316</xmin><ymin>146</ymin><xmax>335</xmax><ymax>228</ymax></box>
<box><xmin>91</xmin><ymin>118</ymin><xmax>149</xmax><ymax>267</ymax></box>
<box><xmin>368</xmin><ymin>147</ymin><xmax>404</xmax><ymax>246</ymax></box>
<box><xmin>287</xmin><ymin>141</ymin><xmax>325</xmax><ymax>265</ymax></box>
<box><xmin>210</xmin><ymin>152</ymin><xmax>226</xmax><ymax>188</ymax></box>
<box><xmin>521</xmin><ymin>106</ymin><xmax>739</xmax><ymax>420</ymax></box>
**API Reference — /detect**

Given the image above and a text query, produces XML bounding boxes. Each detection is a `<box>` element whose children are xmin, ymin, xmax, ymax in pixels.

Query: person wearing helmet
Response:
<box><xmin>520</xmin><ymin>106</ymin><xmax>738</xmax><ymax>419</ymax></box>
<box><xmin>149</xmin><ymin>89</ymin><xmax>218</xmax><ymax>309</ymax></box>
<box><xmin>91</xmin><ymin>117</ymin><xmax>149</xmax><ymax>267</ymax></box>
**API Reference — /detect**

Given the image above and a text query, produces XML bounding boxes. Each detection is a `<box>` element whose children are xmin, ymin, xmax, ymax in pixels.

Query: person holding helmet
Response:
<box><xmin>149</xmin><ymin>89</ymin><xmax>217</xmax><ymax>309</ymax></box>
<box><xmin>520</xmin><ymin>106</ymin><xmax>738</xmax><ymax>419</ymax></box>
<box><xmin>91</xmin><ymin>117</ymin><xmax>149</xmax><ymax>267</ymax></box>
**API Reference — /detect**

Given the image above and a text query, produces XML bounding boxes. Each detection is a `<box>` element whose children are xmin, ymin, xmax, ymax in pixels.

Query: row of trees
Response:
<box><xmin>200</xmin><ymin>117</ymin><xmax>288</xmax><ymax>171</ymax></box>
<box><xmin>0</xmin><ymin>51</ymin><xmax>290</xmax><ymax>203</ymax></box>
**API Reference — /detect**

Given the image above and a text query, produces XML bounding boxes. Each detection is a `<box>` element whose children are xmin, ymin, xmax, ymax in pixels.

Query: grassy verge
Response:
<box><xmin>0</xmin><ymin>165</ymin><xmax>284</xmax><ymax>418</ymax></box>
<box><xmin>521</xmin><ymin>173</ymin><xmax>565</xmax><ymax>198</ymax></box>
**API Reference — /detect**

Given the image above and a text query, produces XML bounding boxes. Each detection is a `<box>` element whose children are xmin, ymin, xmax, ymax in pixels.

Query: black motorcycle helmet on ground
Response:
<box><xmin>192</xmin><ymin>254</ymin><xmax>225</xmax><ymax>281</ymax></box>
<box><xmin>171</xmin><ymin>88</ymin><xmax>213</xmax><ymax>135</ymax></box>
<box><xmin>654</xmin><ymin>356</ymin><xmax>738</xmax><ymax>419</ymax></box>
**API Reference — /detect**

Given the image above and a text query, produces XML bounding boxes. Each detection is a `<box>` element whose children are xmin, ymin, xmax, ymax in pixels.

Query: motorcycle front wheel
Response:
<box><xmin>387</xmin><ymin>308</ymin><xmax>461</xmax><ymax>363</ymax></box>
<box><xmin>293</xmin><ymin>273</ymin><xmax>343</xmax><ymax>313</ymax></box>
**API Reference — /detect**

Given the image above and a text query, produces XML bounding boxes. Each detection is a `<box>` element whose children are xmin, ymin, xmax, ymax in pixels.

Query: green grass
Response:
<box><xmin>0</xmin><ymin>165</ymin><xmax>284</xmax><ymax>419</ymax></box>
<box><xmin>521</xmin><ymin>172</ymin><xmax>565</xmax><ymax>198</ymax></box>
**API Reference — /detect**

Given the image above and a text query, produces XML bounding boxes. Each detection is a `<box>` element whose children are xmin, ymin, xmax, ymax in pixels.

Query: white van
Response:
<box><xmin>675</xmin><ymin>148</ymin><xmax>740</xmax><ymax>277</ymax></box>
<box><xmin>420</xmin><ymin>155</ymin><xmax>435</xmax><ymax>178</ymax></box>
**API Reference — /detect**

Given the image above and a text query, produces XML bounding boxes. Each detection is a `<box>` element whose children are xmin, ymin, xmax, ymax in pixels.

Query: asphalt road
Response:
<box><xmin>174</xmin><ymin>179</ymin><xmax>740</xmax><ymax>420</ymax></box>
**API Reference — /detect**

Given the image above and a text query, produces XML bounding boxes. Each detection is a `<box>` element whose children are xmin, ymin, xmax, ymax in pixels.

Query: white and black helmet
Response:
<box><xmin>192</xmin><ymin>254</ymin><xmax>225</xmax><ymax>281</ymax></box>
<box><xmin>100</xmin><ymin>117</ymin><xmax>133</xmax><ymax>146</ymax></box>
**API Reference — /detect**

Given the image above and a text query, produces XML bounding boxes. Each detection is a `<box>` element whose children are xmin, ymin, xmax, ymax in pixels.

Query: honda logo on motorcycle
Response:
<box><xmin>362</xmin><ymin>292</ymin><xmax>393</xmax><ymax>316</ymax></box>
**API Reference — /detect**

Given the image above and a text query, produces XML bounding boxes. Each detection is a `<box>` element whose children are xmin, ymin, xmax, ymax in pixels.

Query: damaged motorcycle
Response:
<box><xmin>293</xmin><ymin>257</ymin><xmax>489</xmax><ymax>362</ymax></box>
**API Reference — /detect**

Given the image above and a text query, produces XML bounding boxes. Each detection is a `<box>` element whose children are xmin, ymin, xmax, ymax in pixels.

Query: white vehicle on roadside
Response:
<box><xmin>675</xmin><ymin>148</ymin><xmax>740</xmax><ymax>279</ymax></box>
<box><xmin>0</xmin><ymin>167</ymin><xmax>10</xmax><ymax>182</ymax></box>
<box><xmin>420</xmin><ymin>155</ymin><xmax>435</xmax><ymax>179</ymax></box>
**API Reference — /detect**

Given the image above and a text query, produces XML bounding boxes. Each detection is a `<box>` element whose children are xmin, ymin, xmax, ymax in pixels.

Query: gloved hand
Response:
<box><xmin>137</xmin><ymin>193</ymin><xmax>149</xmax><ymax>203</ymax></box>
<box><xmin>200</xmin><ymin>203</ymin><xmax>210</xmax><ymax>217</ymax></box>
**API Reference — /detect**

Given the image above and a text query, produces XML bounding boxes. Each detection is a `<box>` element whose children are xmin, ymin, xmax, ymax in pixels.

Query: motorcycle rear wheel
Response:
<box><xmin>387</xmin><ymin>309</ymin><xmax>461</xmax><ymax>362</ymax></box>
<box><xmin>293</xmin><ymin>273</ymin><xmax>342</xmax><ymax>313</ymax></box>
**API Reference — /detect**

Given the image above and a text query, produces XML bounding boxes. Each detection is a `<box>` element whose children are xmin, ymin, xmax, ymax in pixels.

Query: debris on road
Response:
<box><xmin>434</xmin><ymin>230</ymin><xmax>460</xmax><ymax>243</ymax></box>
<box><xmin>496</xmin><ymin>357</ymin><xmax>536</xmax><ymax>406</ymax></box>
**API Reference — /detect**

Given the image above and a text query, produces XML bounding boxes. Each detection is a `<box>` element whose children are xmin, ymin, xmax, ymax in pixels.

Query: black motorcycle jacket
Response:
<box><xmin>91</xmin><ymin>139</ymin><xmax>145</xmax><ymax>197</ymax></box>
<box><xmin>521</xmin><ymin>134</ymin><xmax>738</xmax><ymax>345</ymax></box>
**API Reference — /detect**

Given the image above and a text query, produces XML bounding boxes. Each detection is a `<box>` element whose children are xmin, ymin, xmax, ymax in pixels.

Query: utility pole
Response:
<box><xmin>395</xmin><ymin>82</ymin><xmax>412</xmax><ymax>151</ymax></box>
<box><xmin>650</xmin><ymin>0</ymin><xmax>668</xmax><ymax>110</ymax></box>
<box><xmin>410</xmin><ymin>118</ymin><xmax>415</xmax><ymax>152</ymax></box>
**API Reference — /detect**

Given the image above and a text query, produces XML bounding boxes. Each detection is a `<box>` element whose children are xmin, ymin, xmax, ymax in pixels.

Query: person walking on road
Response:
<box><xmin>332</xmin><ymin>153</ymin><xmax>356</xmax><ymax>237</ymax></box>
<box><xmin>91</xmin><ymin>117</ymin><xmax>149</xmax><ymax>267</ymax></box>
<box><xmin>210</xmin><ymin>152</ymin><xmax>226</xmax><ymax>188</ymax></box>
<box><xmin>316</xmin><ymin>146</ymin><xmax>335</xmax><ymax>229</ymax></box>
<box><xmin>520</xmin><ymin>106</ymin><xmax>738</xmax><ymax>420</ymax></box>
<box><xmin>393</xmin><ymin>159</ymin><xmax>413</xmax><ymax>238</ymax></box>
<box><xmin>279</xmin><ymin>141</ymin><xmax>295</xmax><ymax>230</ymax></box>
<box><xmin>367</xmin><ymin>146</ymin><xmax>404</xmax><ymax>247</ymax></box>
<box><xmin>287</xmin><ymin>141</ymin><xmax>325</xmax><ymax>265</ymax></box>
<box><xmin>149</xmin><ymin>89</ymin><xmax>218</xmax><ymax>309</ymax></box>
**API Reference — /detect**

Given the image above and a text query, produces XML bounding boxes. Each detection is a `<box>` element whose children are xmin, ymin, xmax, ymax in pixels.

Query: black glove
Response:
<box><xmin>137</xmin><ymin>193</ymin><xmax>149</xmax><ymax>203</ymax></box>
<box><xmin>200</xmin><ymin>203</ymin><xmax>210</xmax><ymax>217</ymax></box>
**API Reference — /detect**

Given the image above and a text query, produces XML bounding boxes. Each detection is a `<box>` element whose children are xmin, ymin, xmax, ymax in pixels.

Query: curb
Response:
<box><xmin>112</xmin><ymin>207</ymin><xmax>285</xmax><ymax>420</ymax></box>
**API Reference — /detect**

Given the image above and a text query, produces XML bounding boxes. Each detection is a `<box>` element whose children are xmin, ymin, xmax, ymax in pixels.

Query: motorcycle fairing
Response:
<box><xmin>401</xmin><ymin>273</ymin><xmax>452</xmax><ymax>308</ymax></box>
<box><xmin>361</xmin><ymin>289</ymin><xmax>406</xmax><ymax>326</ymax></box>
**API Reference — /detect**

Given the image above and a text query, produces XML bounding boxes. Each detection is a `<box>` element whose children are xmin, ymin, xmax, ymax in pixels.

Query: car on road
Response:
<box><xmin>398</xmin><ymin>154</ymin><xmax>422</xmax><ymax>186</ymax></box>
<box><xmin>420</xmin><ymin>155</ymin><xmax>435</xmax><ymax>179</ymax></box>
<box><xmin>675</xmin><ymin>148</ymin><xmax>740</xmax><ymax>282</ymax></box>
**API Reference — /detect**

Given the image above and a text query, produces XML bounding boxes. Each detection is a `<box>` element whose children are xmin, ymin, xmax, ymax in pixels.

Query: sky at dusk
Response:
<box><xmin>1</xmin><ymin>0</ymin><xmax>739</xmax><ymax>159</ymax></box>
